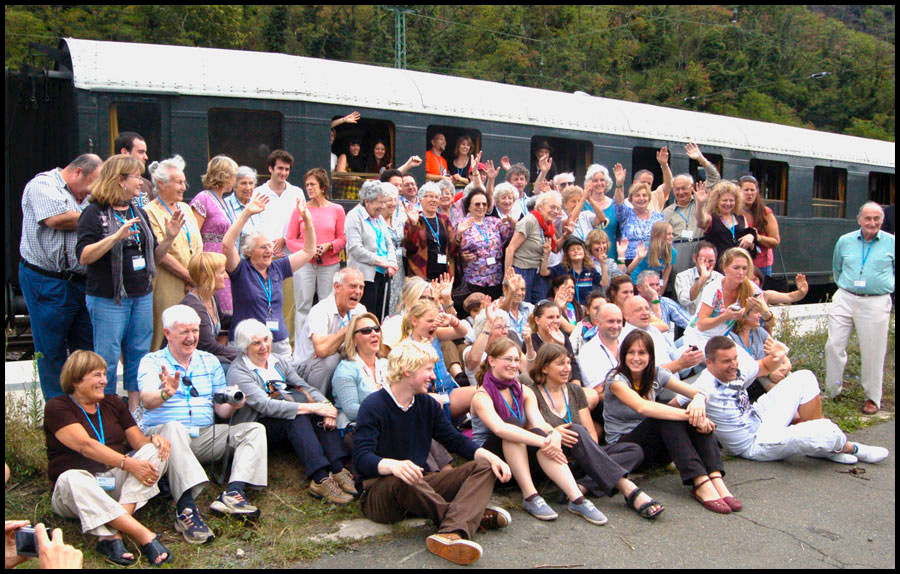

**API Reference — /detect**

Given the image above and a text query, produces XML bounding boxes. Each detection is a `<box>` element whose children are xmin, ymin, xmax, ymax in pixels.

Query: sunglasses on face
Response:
<box><xmin>355</xmin><ymin>326</ymin><xmax>381</xmax><ymax>335</ymax></box>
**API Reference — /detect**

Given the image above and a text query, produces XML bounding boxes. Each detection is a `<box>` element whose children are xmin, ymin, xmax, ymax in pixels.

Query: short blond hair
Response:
<box><xmin>201</xmin><ymin>155</ymin><xmax>238</xmax><ymax>190</ymax></box>
<box><xmin>627</xmin><ymin>181</ymin><xmax>652</xmax><ymax>202</ymax></box>
<box><xmin>89</xmin><ymin>154</ymin><xmax>144</xmax><ymax>206</ymax></box>
<box><xmin>386</xmin><ymin>339</ymin><xmax>439</xmax><ymax>387</ymax></box>
<box><xmin>60</xmin><ymin>350</ymin><xmax>107</xmax><ymax>395</ymax></box>
<box><xmin>188</xmin><ymin>252</ymin><xmax>227</xmax><ymax>294</ymax></box>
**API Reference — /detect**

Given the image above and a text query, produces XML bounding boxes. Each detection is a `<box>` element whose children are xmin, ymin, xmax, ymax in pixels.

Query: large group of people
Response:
<box><xmin>13</xmin><ymin>123</ymin><xmax>893</xmax><ymax>567</ymax></box>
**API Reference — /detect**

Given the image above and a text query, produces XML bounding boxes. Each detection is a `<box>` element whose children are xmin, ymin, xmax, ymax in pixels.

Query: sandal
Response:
<box><xmin>624</xmin><ymin>487</ymin><xmax>665</xmax><ymax>520</ymax></box>
<box><xmin>96</xmin><ymin>538</ymin><xmax>136</xmax><ymax>566</ymax></box>
<box><xmin>692</xmin><ymin>478</ymin><xmax>731</xmax><ymax>514</ymax></box>
<box><xmin>141</xmin><ymin>535</ymin><xmax>173</xmax><ymax>567</ymax></box>
<box><xmin>709</xmin><ymin>474</ymin><xmax>742</xmax><ymax>512</ymax></box>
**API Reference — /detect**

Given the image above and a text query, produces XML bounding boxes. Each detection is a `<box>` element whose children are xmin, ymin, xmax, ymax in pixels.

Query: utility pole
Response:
<box><xmin>389</xmin><ymin>7</ymin><xmax>407</xmax><ymax>69</ymax></box>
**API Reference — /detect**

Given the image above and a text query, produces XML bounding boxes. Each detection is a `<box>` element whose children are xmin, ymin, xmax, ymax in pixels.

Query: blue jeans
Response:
<box><xmin>513</xmin><ymin>266</ymin><xmax>547</xmax><ymax>305</ymax></box>
<box><xmin>86</xmin><ymin>292</ymin><xmax>153</xmax><ymax>394</ymax></box>
<box><xmin>18</xmin><ymin>263</ymin><xmax>94</xmax><ymax>400</ymax></box>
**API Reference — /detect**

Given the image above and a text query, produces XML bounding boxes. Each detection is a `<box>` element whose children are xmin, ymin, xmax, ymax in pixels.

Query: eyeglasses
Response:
<box><xmin>558</xmin><ymin>181</ymin><xmax>574</xmax><ymax>188</ymax></box>
<box><xmin>496</xmin><ymin>356</ymin><xmax>521</xmax><ymax>364</ymax></box>
<box><xmin>354</xmin><ymin>326</ymin><xmax>381</xmax><ymax>335</ymax></box>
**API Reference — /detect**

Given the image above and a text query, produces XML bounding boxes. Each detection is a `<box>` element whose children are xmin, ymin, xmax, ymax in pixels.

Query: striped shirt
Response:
<box><xmin>20</xmin><ymin>168</ymin><xmax>89</xmax><ymax>273</ymax></box>
<box><xmin>137</xmin><ymin>347</ymin><xmax>226</xmax><ymax>430</ymax></box>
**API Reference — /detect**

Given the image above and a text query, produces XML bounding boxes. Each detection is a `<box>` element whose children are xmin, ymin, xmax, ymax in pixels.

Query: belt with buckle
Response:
<box><xmin>22</xmin><ymin>261</ymin><xmax>86</xmax><ymax>283</ymax></box>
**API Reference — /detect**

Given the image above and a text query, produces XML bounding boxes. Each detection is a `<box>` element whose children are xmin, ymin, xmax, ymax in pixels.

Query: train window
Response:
<box><xmin>868</xmin><ymin>172</ymin><xmax>895</xmax><ymax>207</ymax></box>
<box><xmin>749</xmin><ymin>159</ymin><xmax>789</xmax><ymax>216</ymax></box>
<box><xmin>631</xmin><ymin>147</ymin><xmax>664</xmax><ymax>190</ymax></box>
<box><xmin>689</xmin><ymin>154</ymin><xmax>724</xmax><ymax>183</ymax></box>
<box><xmin>812</xmin><ymin>166</ymin><xmax>847</xmax><ymax>218</ymax></box>
<box><xmin>530</xmin><ymin>136</ymin><xmax>592</xmax><ymax>189</ymax></box>
<box><xmin>424</xmin><ymin>126</ymin><xmax>482</xmax><ymax>187</ymax></box>
<box><xmin>109</xmin><ymin>102</ymin><xmax>161</xmax><ymax>163</ymax></box>
<box><xmin>332</xmin><ymin>118</ymin><xmax>395</xmax><ymax>200</ymax></box>
<box><xmin>208</xmin><ymin>109</ymin><xmax>283</xmax><ymax>180</ymax></box>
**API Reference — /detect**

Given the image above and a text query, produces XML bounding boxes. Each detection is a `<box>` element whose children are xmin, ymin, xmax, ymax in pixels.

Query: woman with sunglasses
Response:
<box><xmin>227</xmin><ymin>319</ymin><xmax>356</xmax><ymax>506</ymax></box>
<box><xmin>331</xmin><ymin>314</ymin><xmax>388</xmax><ymax>433</ymax></box>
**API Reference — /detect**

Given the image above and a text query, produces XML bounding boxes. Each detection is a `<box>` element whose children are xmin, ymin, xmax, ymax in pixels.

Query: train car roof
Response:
<box><xmin>63</xmin><ymin>38</ymin><xmax>894</xmax><ymax>169</ymax></box>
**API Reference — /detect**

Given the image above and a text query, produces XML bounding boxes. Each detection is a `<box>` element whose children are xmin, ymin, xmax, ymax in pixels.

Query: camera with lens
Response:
<box><xmin>213</xmin><ymin>387</ymin><xmax>244</xmax><ymax>405</ymax></box>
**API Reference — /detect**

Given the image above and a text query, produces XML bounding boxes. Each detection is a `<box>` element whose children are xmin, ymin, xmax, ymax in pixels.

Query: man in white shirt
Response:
<box><xmin>674</xmin><ymin>241</ymin><xmax>723</xmax><ymax>316</ymax></box>
<box><xmin>294</xmin><ymin>268</ymin><xmax>367</xmax><ymax>397</ymax></box>
<box><xmin>620</xmin><ymin>296</ymin><xmax>704</xmax><ymax>382</ymax></box>
<box><xmin>678</xmin><ymin>336</ymin><xmax>889</xmax><ymax>465</ymax></box>
<box><xmin>578</xmin><ymin>304</ymin><xmax>624</xmax><ymax>391</ymax></box>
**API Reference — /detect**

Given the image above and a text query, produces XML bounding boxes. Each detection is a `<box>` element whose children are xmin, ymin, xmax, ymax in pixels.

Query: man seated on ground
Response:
<box><xmin>353</xmin><ymin>339</ymin><xmax>512</xmax><ymax>566</ymax></box>
<box><xmin>635</xmin><ymin>270</ymin><xmax>691</xmax><ymax>344</ymax></box>
<box><xmin>674</xmin><ymin>241</ymin><xmax>723</xmax><ymax>317</ymax></box>
<box><xmin>621</xmin><ymin>296</ymin><xmax>704</xmax><ymax>382</ymax></box>
<box><xmin>677</xmin><ymin>336</ymin><xmax>889</xmax><ymax>465</ymax></box>
<box><xmin>293</xmin><ymin>267</ymin><xmax>368</xmax><ymax>397</ymax></box>
<box><xmin>578</xmin><ymin>303</ymin><xmax>624</xmax><ymax>392</ymax></box>
<box><xmin>139</xmin><ymin>305</ymin><xmax>268</xmax><ymax>544</ymax></box>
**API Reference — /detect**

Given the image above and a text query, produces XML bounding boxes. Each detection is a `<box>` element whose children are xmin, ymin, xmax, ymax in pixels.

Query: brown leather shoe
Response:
<box><xmin>863</xmin><ymin>400</ymin><xmax>879</xmax><ymax>415</ymax></box>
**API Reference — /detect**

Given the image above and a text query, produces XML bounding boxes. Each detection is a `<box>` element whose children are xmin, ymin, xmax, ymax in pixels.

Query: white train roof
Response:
<box><xmin>63</xmin><ymin>38</ymin><xmax>894</xmax><ymax>169</ymax></box>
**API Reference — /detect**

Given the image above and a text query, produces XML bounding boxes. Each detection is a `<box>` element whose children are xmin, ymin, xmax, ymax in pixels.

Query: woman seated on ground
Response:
<box><xmin>331</xmin><ymin>313</ymin><xmax>388</xmax><ymax>432</ymax></box>
<box><xmin>469</xmin><ymin>339</ymin><xmax>609</xmax><ymax>525</ymax></box>
<box><xmin>177</xmin><ymin>252</ymin><xmax>238</xmax><ymax>369</ymax></box>
<box><xmin>546</xmin><ymin>274</ymin><xmax>584</xmax><ymax>337</ymax></box>
<box><xmin>525</xmin><ymin>300</ymin><xmax>584</xmax><ymax>387</ymax></box>
<box><xmin>44</xmin><ymin>351</ymin><xmax>174</xmax><ymax>566</ymax></box>
<box><xmin>568</xmin><ymin>291</ymin><xmax>607</xmax><ymax>356</ymax></box>
<box><xmin>526</xmin><ymin>344</ymin><xmax>664</xmax><ymax>519</ymax></box>
<box><xmin>462</xmin><ymin>300</ymin><xmax>529</xmax><ymax>387</ymax></box>
<box><xmin>226</xmin><ymin>319</ymin><xmax>356</xmax><ymax>506</ymax></box>
<box><xmin>604</xmin><ymin>330</ymin><xmax>741</xmax><ymax>514</ymax></box>
<box><xmin>727</xmin><ymin>303</ymin><xmax>793</xmax><ymax>403</ymax></box>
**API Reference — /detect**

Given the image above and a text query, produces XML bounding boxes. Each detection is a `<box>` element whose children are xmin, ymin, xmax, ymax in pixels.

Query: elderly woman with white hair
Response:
<box><xmin>504</xmin><ymin>191</ymin><xmax>564</xmax><ymax>304</ymax></box>
<box><xmin>145</xmin><ymin>155</ymin><xmax>205</xmax><ymax>351</ymax></box>
<box><xmin>583</xmin><ymin>164</ymin><xmax>619</xmax><ymax>260</ymax></box>
<box><xmin>490</xmin><ymin>182</ymin><xmax>521</xmax><ymax>221</ymax></box>
<box><xmin>227</xmin><ymin>319</ymin><xmax>356</xmax><ymax>505</ymax></box>
<box><xmin>224</xmin><ymin>165</ymin><xmax>261</xmax><ymax>253</ymax></box>
<box><xmin>221</xmin><ymin>192</ymin><xmax>317</xmax><ymax>361</ymax></box>
<box><xmin>401</xmin><ymin>182</ymin><xmax>458</xmax><ymax>281</ymax></box>
<box><xmin>345</xmin><ymin>180</ymin><xmax>399</xmax><ymax>322</ymax></box>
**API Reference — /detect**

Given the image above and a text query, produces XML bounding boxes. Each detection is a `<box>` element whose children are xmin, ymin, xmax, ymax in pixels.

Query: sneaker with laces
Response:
<box><xmin>479</xmin><ymin>506</ymin><xmax>511</xmax><ymax>530</ymax></box>
<box><xmin>174</xmin><ymin>507</ymin><xmax>214</xmax><ymax>544</ymax></box>
<box><xmin>309</xmin><ymin>475</ymin><xmax>354</xmax><ymax>505</ymax></box>
<box><xmin>568</xmin><ymin>499</ymin><xmax>608</xmax><ymax>525</ymax></box>
<box><xmin>853</xmin><ymin>443</ymin><xmax>889</xmax><ymax>464</ymax></box>
<box><xmin>210</xmin><ymin>490</ymin><xmax>260</xmax><ymax>518</ymax></box>
<box><xmin>426</xmin><ymin>533</ymin><xmax>482</xmax><ymax>565</ymax></box>
<box><xmin>522</xmin><ymin>495</ymin><xmax>558</xmax><ymax>521</ymax></box>
<box><xmin>331</xmin><ymin>469</ymin><xmax>359</xmax><ymax>496</ymax></box>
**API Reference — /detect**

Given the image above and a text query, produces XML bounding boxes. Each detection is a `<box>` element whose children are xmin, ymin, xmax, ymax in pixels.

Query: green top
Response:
<box><xmin>833</xmin><ymin>229</ymin><xmax>894</xmax><ymax>295</ymax></box>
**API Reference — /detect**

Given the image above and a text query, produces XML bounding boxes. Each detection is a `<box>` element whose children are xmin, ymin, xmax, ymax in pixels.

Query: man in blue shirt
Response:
<box><xmin>138</xmin><ymin>305</ymin><xmax>268</xmax><ymax>544</ymax></box>
<box><xmin>354</xmin><ymin>340</ymin><xmax>512</xmax><ymax>565</ymax></box>
<box><xmin>825</xmin><ymin>202</ymin><xmax>895</xmax><ymax>414</ymax></box>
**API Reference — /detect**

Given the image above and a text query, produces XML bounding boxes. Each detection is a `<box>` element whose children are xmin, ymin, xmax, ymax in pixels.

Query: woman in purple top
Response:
<box><xmin>191</xmin><ymin>156</ymin><xmax>239</xmax><ymax>318</ymax></box>
<box><xmin>455</xmin><ymin>188</ymin><xmax>515</xmax><ymax>300</ymax></box>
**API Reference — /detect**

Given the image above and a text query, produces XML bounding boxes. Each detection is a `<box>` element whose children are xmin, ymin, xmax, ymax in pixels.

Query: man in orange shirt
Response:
<box><xmin>425</xmin><ymin>132</ymin><xmax>450</xmax><ymax>183</ymax></box>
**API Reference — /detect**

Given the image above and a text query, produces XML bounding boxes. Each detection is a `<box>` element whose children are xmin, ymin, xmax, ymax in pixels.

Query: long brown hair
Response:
<box><xmin>610</xmin><ymin>330</ymin><xmax>656</xmax><ymax>399</ymax></box>
<box><xmin>740</xmin><ymin>176</ymin><xmax>769</xmax><ymax>236</ymax></box>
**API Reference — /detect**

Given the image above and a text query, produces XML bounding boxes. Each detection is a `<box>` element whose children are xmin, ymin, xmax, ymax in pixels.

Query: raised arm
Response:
<box><xmin>223</xmin><ymin>194</ymin><xmax>269</xmax><ymax>273</ymax></box>
<box><xmin>652</xmin><ymin>147</ymin><xmax>672</xmax><ymax>211</ymax></box>
<box><xmin>288</xmin><ymin>197</ymin><xmax>316</xmax><ymax>273</ymax></box>
<box><xmin>612</xmin><ymin>163</ymin><xmax>627</xmax><ymax>205</ymax></box>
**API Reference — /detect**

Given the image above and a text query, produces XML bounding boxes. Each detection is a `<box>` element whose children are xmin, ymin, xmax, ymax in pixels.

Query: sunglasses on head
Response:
<box><xmin>354</xmin><ymin>326</ymin><xmax>381</xmax><ymax>335</ymax></box>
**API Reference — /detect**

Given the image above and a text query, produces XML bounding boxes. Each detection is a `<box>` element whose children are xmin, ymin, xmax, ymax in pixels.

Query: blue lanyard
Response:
<box><xmin>252</xmin><ymin>268</ymin><xmax>272</xmax><ymax>312</ymax></box>
<box><xmin>473</xmin><ymin>221</ymin><xmax>490</xmax><ymax>244</ymax></box>
<box><xmin>735</xmin><ymin>330</ymin><xmax>755</xmax><ymax>356</ymax></box>
<box><xmin>208</xmin><ymin>190</ymin><xmax>235</xmax><ymax>224</ymax></box>
<box><xmin>338</xmin><ymin>311</ymin><xmax>352</xmax><ymax>327</ymax></box>
<box><xmin>510</xmin><ymin>307</ymin><xmax>527</xmax><ymax>335</ymax></box>
<box><xmin>675</xmin><ymin>203</ymin><xmax>693</xmax><ymax>224</ymax></box>
<box><xmin>70</xmin><ymin>397</ymin><xmax>105</xmax><ymax>445</ymax></box>
<box><xmin>423</xmin><ymin>215</ymin><xmax>442</xmax><ymax>250</ymax></box>
<box><xmin>366</xmin><ymin>218</ymin><xmax>386</xmax><ymax>256</ymax></box>
<box><xmin>520</xmin><ymin>197</ymin><xmax>528</xmax><ymax>218</ymax></box>
<box><xmin>157</xmin><ymin>198</ymin><xmax>193</xmax><ymax>253</ymax></box>
<box><xmin>112</xmin><ymin>206</ymin><xmax>142</xmax><ymax>249</ymax></box>
<box><xmin>722</xmin><ymin>215</ymin><xmax>736</xmax><ymax>240</ymax></box>
<box><xmin>860</xmin><ymin>237</ymin><xmax>875</xmax><ymax>277</ymax></box>
<box><xmin>498</xmin><ymin>389</ymin><xmax>524</xmax><ymax>423</ymax></box>
<box><xmin>543</xmin><ymin>386</ymin><xmax>572</xmax><ymax>424</ymax></box>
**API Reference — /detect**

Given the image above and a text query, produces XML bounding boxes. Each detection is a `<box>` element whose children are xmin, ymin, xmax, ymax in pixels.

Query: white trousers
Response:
<box><xmin>824</xmin><ymin>289</ymin><xmax>892</xmax><ymax>407</ymax></box>
<box><xmin>293</xmin><ymin>262</ymin><xmax>340</xmax><ymax>331</ymax></box>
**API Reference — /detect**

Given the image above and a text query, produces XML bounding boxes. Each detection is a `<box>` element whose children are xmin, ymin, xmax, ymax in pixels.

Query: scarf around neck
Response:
<box><xmin>482</xmin><ymin>369</ymin><xmax>524</xmax><ymax>422</ymax></box>
<box><xmin>531</xmin><ymin>209</ymin><xmax>557</xmax><ymax>251</ymax></box>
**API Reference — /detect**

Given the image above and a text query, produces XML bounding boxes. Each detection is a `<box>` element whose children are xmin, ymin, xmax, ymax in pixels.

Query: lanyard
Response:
<box><xmin>157</xmin><ymin>198</ymin><xmax>193</xmax><ymax>253</ymax></box>
<box><xmin>252</xmin><ymin>267</ymin><xmax>273</xmax><ymax>312</ymax></box>
<box><xmin>509</xmin><ymin>307</ymin><xmax>527</xmax><ymax>335</ymax></box>
<box><xmin>254</xmin><ymin>364</ymin><xmax>285</xmax><ymax>392</ymax></box>
<box><xmin>366</xmin><ymin>218</ymin><xmax>386</xmax><ymax>256</ymax></box>
<box><xmin>70</xmin><ymin>396</ymin><xmax>105</xmax><ymax>445</ymax></box>
<box><xmin>722</xmin><ymin>215</ymin><xmax>736</xmax><ymax>240</ymax></box>
<box><xmin>473</xmin><ymin>221</ymin><xmax>490</xmax><ymax>244</ymax></box>
<box><xmin>520</xmin><ymin>196</ymin><xmax>528</xmax><ymax>218</ymax></box>
<box><xmin>860</xmin><ymin>236</ymin><xmax>876</xmax><ymax>277</ymax></box>
<box><xmin>675</xmin><ymin>202</ymin><xmax>693</xmax><ymax>224</ymax></box>
<box><xmin>423</xmin><ymin>215</ymin><xmax>442</xmax><ymax>250</ymax></box>
<box><xmin>498</xmin><ymin>389</ymin><xmax>524</xmax><ymax>423</ymax></box>
<box><xmin>543</xmin><ymin>386</ymin><xmax>572</xmax><ymax>424</ymax></box>
<box><xmin>735</xmin><ymin>330</ymin><xmax>755</xmax><ymax>356</ymax></box>
<box><xmin>209</xmin><ymin>190</ymin><xmax>235</xmax><ymax>224</ymax></box>
<box><xmin>337</xmin><ymin>310</ymin><xmax>352</xmax><ymax>327</ymax></box>
<box><xmin>112</xmin><ymin>206</ymin><xmax>142</xmax><ymax>249</ymax></box>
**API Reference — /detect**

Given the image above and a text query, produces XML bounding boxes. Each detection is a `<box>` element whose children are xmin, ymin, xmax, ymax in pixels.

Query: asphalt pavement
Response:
<box><xmin>311</xmin><ymin>420</ymin><xmax>895</xmax><ymax>569</ymax></box>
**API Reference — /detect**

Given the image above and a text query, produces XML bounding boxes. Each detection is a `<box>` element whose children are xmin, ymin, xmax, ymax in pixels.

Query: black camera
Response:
<box><xmin>15</xmin><ymin>527</ymin><xmax>38</xmax><ymax>557</ymax></box>
<box><xmin>213</xmin><ymin>388</ymin><xmax>244</xmax><ymax>405</ymax></box>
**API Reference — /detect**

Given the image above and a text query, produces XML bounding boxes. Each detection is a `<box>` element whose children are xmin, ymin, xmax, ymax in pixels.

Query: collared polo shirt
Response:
<box><xmin>293</xmin><ymin>293</ymin><xmax>368</xmax><ymax>365</ymax></box>
<box><xmin>663</xmin><ymin>198</ymin><xmax>702</xmax><ymax>240</ymax></box>
<box><xmin>138</xmin><ymin>347</ymin><xmax>226</xmax><ymax>430</ymax></box>
<box><xmin>833</xmin><ymin>229</ymin><xmax>894</xmax><ymax>295</ymax></box>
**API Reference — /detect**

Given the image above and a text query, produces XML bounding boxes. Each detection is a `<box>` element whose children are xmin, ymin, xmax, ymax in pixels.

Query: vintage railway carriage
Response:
<box><xmin>5</xmin><ymin>38</ymin><xmax>895</xmax><ymax>345</ymax></box>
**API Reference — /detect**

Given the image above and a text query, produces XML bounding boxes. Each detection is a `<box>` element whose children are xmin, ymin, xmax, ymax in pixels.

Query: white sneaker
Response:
<box><xmin>853</xmin><ymin>443</ymin><xmax>889</xmax><ymax>464</ymax></box>
<box><xmin>808</xmin><ymin>452</ymin><xmax>857</xmax><ymax>464</ymax></box>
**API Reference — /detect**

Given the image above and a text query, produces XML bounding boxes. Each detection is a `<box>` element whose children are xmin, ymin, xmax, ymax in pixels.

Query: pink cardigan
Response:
<box><xmin>285</xmin><ymin>202</ymin><xmax>347</xmax><ymax>266</ymax></box>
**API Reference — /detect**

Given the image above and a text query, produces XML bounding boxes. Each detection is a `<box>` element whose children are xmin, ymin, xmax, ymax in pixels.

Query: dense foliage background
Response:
<box><xmin>5</xmin><ymin>5</ymin><xmax>895</xmax><ymax>141</ymax></box>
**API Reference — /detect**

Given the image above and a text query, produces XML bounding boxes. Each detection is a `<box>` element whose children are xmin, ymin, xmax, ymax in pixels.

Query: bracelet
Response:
<box><xmin>616</xmin><ymin>259</ymin><xmax>625</xmax><ymax>265</ymax></box>
<box><xmin>763</xmin><ymin>312</ymin><xmax>774</xmax><ymax>321</ymax></box>
<box><xmin>160</xmin><ymin>389</ymin><xmax>169</xmax><ymax>402</ymax></box>
<box><xmin>120</xmin><ymin>455</ymin><xmax>128</xmax><ymax>470</ymax></box>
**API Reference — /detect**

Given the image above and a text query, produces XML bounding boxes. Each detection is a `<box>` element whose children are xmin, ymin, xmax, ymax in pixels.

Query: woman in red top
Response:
<box><xmin>739</xmin><ymin>175</ymin><xmax>780</xmax><ymax>276</ymax></box>
<box><xmin>402</xmin><ymin>182</ymin><xmax>458</xmax><ymax>280</ymax></box>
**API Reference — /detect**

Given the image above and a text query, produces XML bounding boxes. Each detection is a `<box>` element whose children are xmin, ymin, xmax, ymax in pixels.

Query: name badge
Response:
<box><xmin>854</xmin><ymin>280</ymin><xmax>867</xmax><ymax>289</ymax></box>
<box><xmin>437</xmin><ymin>254</ymin><xmax>448</xmax><ymax>265</ymax></box>
<box><xmin>187</xmin><ymin>426</ymin><xmax>201</xmax><ymax>438</ymax></box>
<box><xmin>132</xmin><ymin>255</ymin><xmax>146</xmax><ymax>271</ymax></box>
<box><xmin>266</xmin><ymin>320</ymin><xmax>280</xmax><ymax>331</ymax></box>
<box><xmin>96</xmin><ymin>472</ymin><xmax>116</xmax><ymax>491</ymax></box>
<box><xmin>681</xmin><ymin>230</ymin><xmax>694</xmax><ymax>240</ymax></box>
<box><xmin>486</xmin><ymin>256</ymin><xmax>497</xmax><ymax>266</ymax></box>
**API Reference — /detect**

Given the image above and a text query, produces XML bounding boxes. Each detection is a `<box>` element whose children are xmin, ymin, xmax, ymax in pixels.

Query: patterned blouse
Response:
<box><xmin>457</xmin><ymin>216</ymin><xmax>514</xmax><ymax>287</ymax></box>
<box><xmin>615</xmin><ymin>203</ymin><xmax>664</xmax><ymax>260</ymax></box>
<box><xmin>403</xmin><ymin>212</ymin><xmax>458</xmax><ymax>280</ymax></box>
<box><xmin>190</xmin><ymin>190</ymin><xmax>235</xmax><ymax>315</ymax></box>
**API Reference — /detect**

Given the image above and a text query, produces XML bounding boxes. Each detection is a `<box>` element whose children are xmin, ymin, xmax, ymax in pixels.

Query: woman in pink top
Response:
<box><xmin>285</xmin><ymin>168</ymin><xmax>347</xmax><ymax>327</ymax></box>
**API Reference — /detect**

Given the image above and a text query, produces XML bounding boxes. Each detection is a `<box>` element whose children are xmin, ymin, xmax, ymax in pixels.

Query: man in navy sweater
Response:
<box><xmin>354</xmin><ymin>340</ymin><xmax>512</xmax><ymax>566</ymax></box>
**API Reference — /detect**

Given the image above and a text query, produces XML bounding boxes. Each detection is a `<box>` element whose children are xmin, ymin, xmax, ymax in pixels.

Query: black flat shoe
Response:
<box><xmin>96</xmin><ymin>538</ymin><xmax>136</xmax><ymax>566</ymax></box>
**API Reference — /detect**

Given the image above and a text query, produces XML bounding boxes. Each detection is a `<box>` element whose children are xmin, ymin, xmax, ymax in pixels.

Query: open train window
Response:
<box><xmin>331</xmin><ymin>118</ymin><xmax>395</xmax><ymax>200</ymax></box>
<box><xmin>208</xmin><ymin>109</ymin><xmax>283</xmax><ymax>181</ymax></box>
<box><xmin>530</xmin><ymin>136</ymin><xmax>592</xmax><ymax>190</ymax></box>
<box><xmin>424</xmin><ymin>126</ymin><xmax>482</xmax><ymax>187</ymax></box>
<box><xmin>689</xmin><ymin>153</ymin><xmax>724</xmax><ymax>183</ymax></box>
<box><xmin>749</xmin><ymin>159</ymin><xmax>789</xmax><ymax>216</ymax></box>
<box><xmin>812</xmin><ymin>166</ymin><xmax>847</xmax><ymax>218</ymax></box>
<box><xmin>631</xmin><ymin>147</ymin><xmax>664</xmax><ymax>190</ymax></box>
<box><xmin>109</xmin><ymin>102</ymin><xmax>161</xmax><ymax>164</ymax></box>
<box><xmin>868</xmin><ymin>172</ymin><xmax>895</xmax><ymax>207</ymax></box>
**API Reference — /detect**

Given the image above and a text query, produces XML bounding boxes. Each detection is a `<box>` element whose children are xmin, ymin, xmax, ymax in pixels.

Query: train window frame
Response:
<box><xmin>207</xmin><ymin>108</ymin><xmax>284</xmax><ymax>183</ymax></box>
<box><xmin>529</xmin><ymin>136</ymin><xmax>593</xmax><ymax>190</ymax></box>
<box><xmin>868</xmin><ymin>172</ymin><xmax>895</xmax><ymax>208</ymax></box>
<box><xmin>424</xmin><ymin>126</ymin><xmax>482</xmax><ymax>186</ymax></box>
<box><xmin>631</xmin><ymin>147</ymin><xmax>664</xmax><ymax>191</ymax></box>
<box><xmin>812</xmin><ymin>166</ymin><xmax>847</xmax><ymax>219</ymax></box>
<box><xmin>331</xmin><ymin>117</ymin><xmax>396</xmax><ymax>200</ymax></box>
<box><xmin>748</xmin><ymin>159</ymin><xmax>789</xmax><ymax>217</ymax></box>
<box><xmin>108</xmin><ymin>102</ymin><xmax>161</xmax><ymax>163</ymax></box>
<box><xmin>689</xmin><ymin>153</ymin><xmax>724</xmax><ymax>183</ymax></box>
